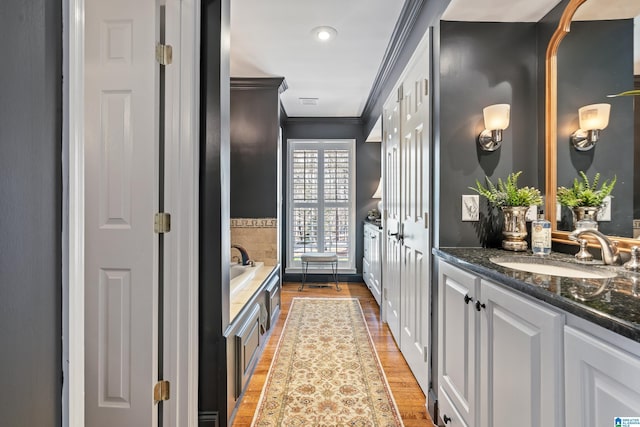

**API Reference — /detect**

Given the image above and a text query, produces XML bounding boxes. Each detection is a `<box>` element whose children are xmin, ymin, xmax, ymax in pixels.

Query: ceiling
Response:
<box><xmin>229</xmin><ymin>0</ymin><xmax>574</xmax><ymax>120</ymax></box>
<box><xmin>442</xmin><ymin>0</ymin><xmax>561</xmax><ymax>22</ymax></box>
<box><xmin>230</xmin><ymin>0</ymin><xmax>406</xmax><ymax>118</ymax></box>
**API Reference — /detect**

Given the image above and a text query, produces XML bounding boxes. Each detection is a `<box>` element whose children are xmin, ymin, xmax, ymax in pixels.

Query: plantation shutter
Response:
<box><xmin>288</xmin><ymin>140</ymin><xmax>355</xmax><ymax>271</ymax></box>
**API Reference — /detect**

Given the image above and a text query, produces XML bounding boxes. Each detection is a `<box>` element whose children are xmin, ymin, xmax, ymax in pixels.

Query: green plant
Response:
<box><xmin>557</xmin><ymin>171</ymin><xmax>616</xmax><ymax>208</ymax></box>
<box><xmin>470</xmin><ymin>171</ymin><xmax>542</xmax><ymax>208</ymax></box>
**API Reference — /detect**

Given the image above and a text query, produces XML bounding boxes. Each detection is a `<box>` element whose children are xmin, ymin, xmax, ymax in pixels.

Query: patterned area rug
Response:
<box><xmin>251</xmin><ymin>297</ymin><xmax>404</xmax><ymax>427</ymax></box>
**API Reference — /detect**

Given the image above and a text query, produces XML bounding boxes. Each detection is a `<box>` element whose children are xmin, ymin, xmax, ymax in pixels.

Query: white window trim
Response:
<box><xmin>286</xmin><ymin>139</ymin><xmax>356</xmax><ymax>274</ymax></box>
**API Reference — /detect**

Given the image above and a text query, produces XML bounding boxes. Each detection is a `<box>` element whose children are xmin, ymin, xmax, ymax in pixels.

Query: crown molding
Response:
<box><xmin>361</xmin><ymin>0</ymin><xmax>426</xmax><ymax>120</ymax></box>
<box><xmin>230</xmin><ymin>76</ymin><xmax>287</xmax><ymax>93</ymax></box>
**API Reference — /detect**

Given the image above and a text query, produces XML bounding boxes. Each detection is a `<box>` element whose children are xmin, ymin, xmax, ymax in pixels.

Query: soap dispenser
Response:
<box><xmin>532</xmin><ymin>210</ymin><xmax>551</xmax><ymax>255</ymax></box>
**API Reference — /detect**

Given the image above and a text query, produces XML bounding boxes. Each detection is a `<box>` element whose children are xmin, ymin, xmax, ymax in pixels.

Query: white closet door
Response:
<box><xmin>383</xmin><ymin>93</ymin><xmax>402</xmax><ymax>342</ymax></box>
<box><xmin>381</xmin><ymin>31</ymin><xmax>432</xmax><ymax>395</ymax></box>
<box><xmin>85</xmin><ymin>0</ymin><xmax>159</xmax><ymax>424</ymax></box>
<box><xmin>398</xmin><ymin>39</ymin><xmax>431</xmax><ymax>393</ymax></box>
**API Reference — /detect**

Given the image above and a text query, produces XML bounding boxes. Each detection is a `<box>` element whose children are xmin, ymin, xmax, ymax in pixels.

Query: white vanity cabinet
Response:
<box><xmin>438</xmin><ymin>261</ymin><xmax>480</xmax><ymax>427</ymax></box>
<box><xmin>564</xmin><ymin>325</ymin><xmax>640</xmax><ymax>427</ymax></box>
<box><xmin>363</xmin><ymin>222</ymin><xmax>382</xmax><ymax>305</ymax></box>
<box><xmin>479</xmin><ymin>279</ymin><xmax>564</xmax><ymax>427</ymax></box>
<box><xmin>438</xmin><ymin>260</ymin><xmax>564</xmax><ymax>427</ymax></box>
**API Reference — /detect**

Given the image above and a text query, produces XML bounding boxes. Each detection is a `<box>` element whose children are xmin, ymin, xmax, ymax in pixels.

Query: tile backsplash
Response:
<box><xmin>231</xmin><ymin>218</ymin><xmax>278</xmax><ymax>266</ymax></box>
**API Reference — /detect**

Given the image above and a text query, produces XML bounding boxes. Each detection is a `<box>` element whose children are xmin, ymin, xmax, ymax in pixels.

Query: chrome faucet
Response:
<box><xmin>231</xmin><ymin>244</ymin><xmax>252</xmax><ymax>266</ymax></box>
<box><xmin>569</xmin><ymin>228</ymin><xmax>621</xmax><ymax>265</ymax></box>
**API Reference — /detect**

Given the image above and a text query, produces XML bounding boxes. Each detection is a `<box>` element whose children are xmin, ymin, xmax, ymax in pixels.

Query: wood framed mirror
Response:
<box><xmin>545</xmin><ymin>0</ymin><xmax>640</xmax><ymax>252</ymax></box>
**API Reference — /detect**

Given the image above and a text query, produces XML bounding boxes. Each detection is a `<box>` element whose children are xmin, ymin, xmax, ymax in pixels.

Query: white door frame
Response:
<box><xmin>64</xmin><ymin>0</ymin><xmax>200</xmax><ymax>425</ymax></box>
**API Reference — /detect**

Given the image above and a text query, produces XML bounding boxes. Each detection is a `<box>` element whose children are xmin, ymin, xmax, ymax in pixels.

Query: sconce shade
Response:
<box><xmin>372</xmin><ymin>178</ymin><xmax>382</xmax><ymax>199</ymax></box>
<box><xmin>578</xmin><ymin>103</ymin><xmax>610</xmax><ymax>131</ymax></box>
<box><xmin>478</xmin><ymin>103</ymin><xmax>510</xmax><ymax>151</ymax></box>
<box><xmin>483</xmin><ymin>104</ymin><xmax>510</xmax><ymax>130</ymax></box>
<box><xmin>571</xmin><ymin>103</ymin><xmax>611</xmax><ymax>151</ymax></box>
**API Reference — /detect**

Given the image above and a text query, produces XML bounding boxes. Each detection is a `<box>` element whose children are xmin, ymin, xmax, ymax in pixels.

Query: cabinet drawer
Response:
<box><xmin>438</xmin><ymin>389</ymin><xmax>469</xmax><ymax>427</ymax></box>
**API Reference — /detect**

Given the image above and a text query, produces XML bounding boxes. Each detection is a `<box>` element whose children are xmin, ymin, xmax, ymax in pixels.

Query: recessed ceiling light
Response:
<box><xmin>311</xmin><ymin>26</ymin><xmax>337</xmax><ymax>42</ymax></box>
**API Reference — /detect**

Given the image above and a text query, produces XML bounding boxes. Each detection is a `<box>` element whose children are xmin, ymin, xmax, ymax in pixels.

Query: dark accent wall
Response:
<box><xmin>438</xmin><ymin>21</ymin><xmax>539</xmax><ymax>247</ymax></box>
<box><xmin>230</xmin><ymin>77</ymin><xmax>284</xmax><ymax>218</ymax></box>
<box><xmin>0</xmin><ymin>0</ymin><xmax>62</xmax><ymax>425</ymax></box>
<box><xmin>536</xmin><ymin>0</ymin><xmax>569</xmax><ymax>191</ymax></box>
<box><xmin>556</xmin><ymin>20</ymin><xmax>634</xmax><ymax>236</ymax></box>
<box><xmin>282</xmin><ymin>118</ymin><xmax>379</xmax><ymax>277</ymax></box>
<box><xmin>199</xmin><ymin>0</ymin><xmax>231</xmax><ymax>424</ymax></box>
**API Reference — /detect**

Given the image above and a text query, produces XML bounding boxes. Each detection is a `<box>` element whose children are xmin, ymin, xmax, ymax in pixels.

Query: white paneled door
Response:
<box><xmin>383</xmin><ymin>92</ymin><xmax>401</xmax><ymax>341</ymax></box>
<box><xmin>382</xmin><ymin>31</ymin><xmax>431</xmax><ymax>394</ymax></box>
<box><xmin>85</xmin><ymin>0</ymin><xmax>159</xmax><ymax>425</ymax></box>
<box><xmin>399</xmin><ymin>42</ymin><xmax>431</xmax><ymax>393</ymax></box>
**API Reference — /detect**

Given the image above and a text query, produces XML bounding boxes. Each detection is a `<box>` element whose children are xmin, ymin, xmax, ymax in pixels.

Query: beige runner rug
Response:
<box><xmin>251</xmin><ymin>297</ymin><xmax>404</xmax><ymax>427</ymax></box>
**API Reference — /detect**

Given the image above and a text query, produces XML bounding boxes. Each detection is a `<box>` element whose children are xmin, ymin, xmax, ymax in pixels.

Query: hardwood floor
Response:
<box><xmin>230</xmin><ymin>282</ymin><xmax>435</xmax><ymax>427</ymax></box>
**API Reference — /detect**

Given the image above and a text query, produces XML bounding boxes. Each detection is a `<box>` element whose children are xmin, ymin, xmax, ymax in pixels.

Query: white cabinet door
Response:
<box><xmin>363</xmin><ymin>225</ymin><xmax>372</xmax><ymax>288</ymax></box>
<box><xmin>369</xmin><ymin>227</ymin><xmax>382</xmax><ymax>305</ymax></box>
<box><xmin>479</xmin><ymin>280</ymin><xmax>564</xmax><ymax>427</ymax></box>
<box><xmin>364</xmin><ymin>224</ymin><xmax>382</xmax><ymax>305</ymax></box>
<box><xmin>438</xmin><ymin>388</ymin><xmax>470</xmax><ymax>427</ymax></box>
<box><xmin>363</xmin><ymin>257</ymin><xmax>371</xmax><ymax>286</ymax></box>
<box><xmin>438</xmin><ymin>261</ymin><xmax>480</xmax><ymax>427</ymax></box>
<box><xmin>565</xmin><ymin>326</ymin><xmax>640</xmax><ymax>427</ymax></box>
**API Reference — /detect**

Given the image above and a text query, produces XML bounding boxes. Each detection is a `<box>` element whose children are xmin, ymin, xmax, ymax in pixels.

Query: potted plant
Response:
<box><xmin>470</xmin><ymin>171</ymin><xmax>542</xmax><ymax>251</ymax></box>
<box><xmin>557</xmin><ymin>171</ymin><xmax>616</xmax><ymax>228</ymax></box>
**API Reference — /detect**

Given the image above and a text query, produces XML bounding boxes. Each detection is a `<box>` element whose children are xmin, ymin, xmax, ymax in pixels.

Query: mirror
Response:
<box><xmin>546</xmin><ymin>0</ymin><xmax>640</xmax><ymax>250</ymax></box>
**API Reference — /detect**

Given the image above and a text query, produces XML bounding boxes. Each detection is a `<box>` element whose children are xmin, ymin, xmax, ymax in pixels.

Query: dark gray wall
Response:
<box><xmin>556</xmin><ymin>20</ymin><xmax>634</xmax><ymax>236</ymax></box>
<box><xmin>199</xmin><ymin>0</ymin><xmax>232</xmax><ymax>424</ymax></box>
<box><xmin>536</xmin><ymin>0</ymin><xmax>569</xmax><ymax>194</ymax></box>
<box><xmin>438</xmin><ymin>21</ymin><xmax>539</xmax><ymax>247</ymax></box>
<box><xmin>0</xmin><ymin>0</ymin><xmax>62</xmax><ymax>425</ymax></box>
<box><xmin>282</xmin><ymin>119</ymin><xmax>379</xmax><ymax>276</ymax></box>
<box><xmin>230</xmin><ymin>78</ymin><xmax>284</xmax><ymax>218</ymax></box>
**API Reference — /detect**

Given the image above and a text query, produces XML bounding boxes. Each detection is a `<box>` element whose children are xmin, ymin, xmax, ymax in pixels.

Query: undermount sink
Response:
<box><xmin>490</xmin><ymin>256</ymin><xmax>617</xmax><ymax>279</ymax></box>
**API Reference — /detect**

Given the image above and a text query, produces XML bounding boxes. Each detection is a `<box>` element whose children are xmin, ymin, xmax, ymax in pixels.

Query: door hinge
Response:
<box><xmin>154</xmin><ymin>380</ymin><xmax>170</xmax><ymax>402</ymax></box>
<box><xmin>424</xmin><ymin>78</ymin><xmax>429</xmax><ymax>96</ymax></box>
<box><xmin>424</xmin><ymin>346</ymin><xmax>428</xmax><ymax>362</ymax></box>
<box><xmin>156</xmin><ymin>43</ymin><xmax>173</xmax><ymax>65</ymax></box>
<box><xmin>397</xmin><ymin>85</ymin><xmax>403</xmax><ymax>102</ymax></box>
<box><xmin>154</xmin><ymin>212</ymin><xmax>171</xmax><ymax>233</ymax></box>
<box><xmin>424</xmin><ymin>212</ymin><xmax>429</xmax><ymax>229</ymax></box>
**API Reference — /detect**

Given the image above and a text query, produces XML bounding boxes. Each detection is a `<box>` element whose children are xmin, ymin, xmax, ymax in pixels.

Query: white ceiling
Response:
<box><xmin>230</xmin><ymin>0</ymin><xmax>638</xmax><ymax>119</ymax></box>
<box><xmin>230</xmin><ymin>0</ymin><xmax>406</xmax><ymax>117</ymax></box>
<box><xmin>442</xmin><ymin>0</ymin><xmax>562</xmax><ymax>22</ymax></box>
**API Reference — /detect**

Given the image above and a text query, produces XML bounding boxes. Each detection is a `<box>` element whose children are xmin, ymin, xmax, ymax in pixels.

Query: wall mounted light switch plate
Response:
<box><xmin>597</xmin><ymin>196</ymin><xmax>611</xmax><ymax>221</ymax></box>
<box><xmin>462</xmin><ymin>195</ymin><xmax>479</xmax><ymax>221</ymax></box>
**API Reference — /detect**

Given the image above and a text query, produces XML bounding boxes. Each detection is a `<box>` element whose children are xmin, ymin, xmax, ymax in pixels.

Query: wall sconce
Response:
<box><xmin>570</xmin><ymin>103</ymin><xmax>611</xmax><ymax>151</ymax></box>
<box><xmin>478</xmin><ymin>104</ymin><xmax>510</xmax><ymax>151</ymax></box>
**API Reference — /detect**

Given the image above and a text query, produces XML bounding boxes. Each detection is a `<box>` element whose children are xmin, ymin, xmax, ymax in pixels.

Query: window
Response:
<box><xmin>287</xmin><ymin>139</ymin><xmax>356</xmax><ymax>272</ymax></box>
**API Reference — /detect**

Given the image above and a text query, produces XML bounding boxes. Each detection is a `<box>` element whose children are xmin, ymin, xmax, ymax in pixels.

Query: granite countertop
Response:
<box><xmin>434</xmin><ymin>247</ymin><xmax>640</xmax><ymax>343</ymax></box>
